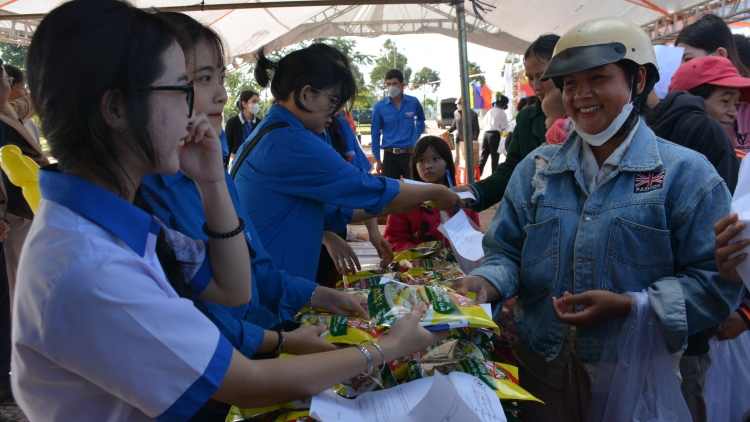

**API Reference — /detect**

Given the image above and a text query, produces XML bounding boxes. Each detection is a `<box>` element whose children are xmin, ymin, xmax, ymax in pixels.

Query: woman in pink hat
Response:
<box><xmin>669</xmin><ymin>56</ymin><xmax>750</xmax><ymax>137</ymax></box>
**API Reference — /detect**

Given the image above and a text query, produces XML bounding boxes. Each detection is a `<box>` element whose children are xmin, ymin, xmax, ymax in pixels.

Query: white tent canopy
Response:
<box><xmin>0</xmin><ymin>0</ymin><xmax>736</xmax><ymax>64</ymax></box>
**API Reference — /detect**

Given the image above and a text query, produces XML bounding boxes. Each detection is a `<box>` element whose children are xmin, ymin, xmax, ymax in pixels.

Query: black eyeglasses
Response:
<box><xmin>138</xmin><ymin>82</ymin><xmax>195</xmax><ymax>117</ymax></box>
<box><xmin>310</xmin><ymin>86</ymin><xmax>339</xmax><ymax>111</ymax></box>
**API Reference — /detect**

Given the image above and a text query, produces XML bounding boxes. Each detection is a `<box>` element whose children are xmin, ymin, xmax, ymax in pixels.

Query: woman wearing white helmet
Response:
<box><xmin>454</xmin><ymin>17</ymin><xmax>741</xmax><ymax>421</ymax></box>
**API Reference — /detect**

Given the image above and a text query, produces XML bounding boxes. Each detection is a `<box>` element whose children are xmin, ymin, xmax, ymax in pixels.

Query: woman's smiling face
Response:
<box><xmin>561</xmin><ymin>63</ymin><xmax>635</xmax><ymax>136</ymax></box>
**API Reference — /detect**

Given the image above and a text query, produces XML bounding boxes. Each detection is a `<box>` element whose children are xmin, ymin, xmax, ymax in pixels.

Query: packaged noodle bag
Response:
<box><xmin>399</xmin><ymin>267</ymin><xmax>441</xmax><ymax>286</ymax></box>
<box><xmin>338</xmin><ymin>271</ymin><xmax>382</xmax><ymax>290</ymax></box>
<box><xmin>272</xmin><ymin>410</ymin><xmax>315</xmax><ymax>422</ymax></box>
<box><xmin>448</xmin><ymin>326</ymin><xmax>500</xmax><ymax>345</ymax></box>
<box><xmin>295</xmin><ymin>313</ymin><xmax>333</xmax><ymax>338</ymax></box>
<box><xmin>324</xmin><ymin>315</ymin><xmax>384</xmax><ymax>345</ymax></box>
<box><xmin>294</xmin><ymin>313</ymin><xmax>382</xmax><ymax>345</ymax></box>
<box><xmin>226</xmin><ymin>396</ymin><xmax>314</xmax><ymax>421</ymax></box>
<box><xmin>392</xmin><ymin>241</ymin><xmax>442</xmax><ymax>261</ymax></box>
<box><xmin>433</xmin><ymin>264</ymin><xmax>465</xmax><ymax>283</ymax></box>
<box><xmin>408</xmin><ymin>359</ymin><xmax>543</xmax><ymax>403</ymax></box>
<box><xmin>420</xmin><ymin>339</ymin><xmax>495</xmax><ymax>362</ymax></box>
<box><xmin>389</xmin><ymin>339</ymin><xmax>495</xmax><ymax>379</ymax></box>
<box><xmin>368</xmin><ymin>283</ymin><xmax>498</xmax><ymax>331</ymax></box>
<box><xmin>332</xmin><ymin>362</ymin><xmax>398</xmax><ymax>398</ymax></box>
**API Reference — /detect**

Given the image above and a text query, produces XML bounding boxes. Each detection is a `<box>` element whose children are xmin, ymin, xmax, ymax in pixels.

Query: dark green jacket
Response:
<box><xmin>469</xmin><ymin>102</ymin><xmax>547</xmax><ymax>211</ymax></box>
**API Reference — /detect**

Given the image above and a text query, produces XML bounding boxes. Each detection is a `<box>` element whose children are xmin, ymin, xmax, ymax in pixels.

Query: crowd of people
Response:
<box><xmin>0</xmin><ymin>0</ymin><xmax>747</xmax><ymax>421</ymax></box>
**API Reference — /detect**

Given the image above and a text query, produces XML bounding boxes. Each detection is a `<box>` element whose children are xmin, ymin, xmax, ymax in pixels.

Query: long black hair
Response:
<box><xmin>524</xmin><ymin>34</ymin><xmax>561</xmax><ymax>63</ymax></box>
<box><xmin>254</xmin><ymin>43</ymin><xmax>356</xmax><ymax>112</ymax></box>
<box><xmin>676</xmin><ymin>14</ymin><xmax>750</xmax><ymax>76</ymax></box>
<box><xmin>410</xmin><ymin>136</ymin><xmax>455</xmax><ymax>185</ymax></box>
<box><xmin>28</xmin><ymin>0</ymin><xmax>188</xmax><ymax>198</ymax></box>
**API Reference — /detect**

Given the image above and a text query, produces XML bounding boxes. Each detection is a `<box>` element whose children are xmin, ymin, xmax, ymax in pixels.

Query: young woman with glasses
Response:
<box><xmin>12</xmin><ymin>1</ymin><xmax>446</xmax><ymax>419</ymax></box>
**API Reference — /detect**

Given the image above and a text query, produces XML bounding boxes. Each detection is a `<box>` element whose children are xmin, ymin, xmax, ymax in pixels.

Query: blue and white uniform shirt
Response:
<box><xmin>12</xmin><ymin>168</ymin><xmax>232</xmax><ymax>422</ymax></box>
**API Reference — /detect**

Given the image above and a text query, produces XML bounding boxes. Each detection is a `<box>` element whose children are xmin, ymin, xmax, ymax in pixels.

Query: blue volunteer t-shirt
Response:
<box><xmin>232</xmin><ymin>105</ymin><xmax>400</xmax><ymax>280</ymax></box>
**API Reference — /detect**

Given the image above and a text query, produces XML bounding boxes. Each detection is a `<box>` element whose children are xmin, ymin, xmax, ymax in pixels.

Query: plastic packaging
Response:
<box><xmin>705</xmin><ymin>331</ymin><xmax>750</xmax><ymax>422</ymax></box>
<box><xmin>408</xmin><ymin>358</ymin><xmax>543</xmax><ymax>403</ymax></box>
<box><xmin>587</xmin><ymin>290</ymin><xmax>691</xmax><ymax>422</ymax></box>
<box><xmin>368</xmin><ymin>283</ymin><xmax>499</xmax><ymax>331</ymax></box>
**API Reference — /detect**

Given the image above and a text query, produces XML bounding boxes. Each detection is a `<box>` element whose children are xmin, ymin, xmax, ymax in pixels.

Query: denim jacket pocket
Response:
<box><xmin>520</xmin><ymin>217</ymin><xmax>560</xmax><ymax>299</ymax></box>
<box><xmin>602</xmin><ymin>217</ymin><xmax>673</xmax><ymax>292</ymax></box>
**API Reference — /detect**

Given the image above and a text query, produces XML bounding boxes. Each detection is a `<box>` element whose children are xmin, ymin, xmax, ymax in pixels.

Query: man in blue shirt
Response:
<box><xmin>371</xmin><ymin>69</ymin><xmax>426</xmax><ymax>179</ymax></box>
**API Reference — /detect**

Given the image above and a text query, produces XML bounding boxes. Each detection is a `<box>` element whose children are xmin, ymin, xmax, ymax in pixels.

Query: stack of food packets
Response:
<box><xmin>227</xmin><ymin>242</ymin><xmax>540</xmax><ymax>422</ymax></box>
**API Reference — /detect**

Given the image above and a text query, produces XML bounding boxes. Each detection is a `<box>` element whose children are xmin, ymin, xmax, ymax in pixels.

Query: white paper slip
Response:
<box><xmin>480</xmin><ymin>303</ymin><xmax>493</xmax><ymax>321</ymax></box>
<box><xmin>441</xmin><ymin>210</ymin><xmax>485</xmax><ymax>261</ymax></box>
<box><xmin>730</xmin><ymin>158</ymin><xmax>750</xmax><ymax>292</ymax></box>
<box><xmin>309</xmin><ymin>372</ymin><xmax>506</xmax><ymax>422</ymax></box>
<box><xmin>652</xmin><ymin>45</ymin><xmax>684</xmax><ymax>100</ymax></box>
<box><xmin>458</xmin><ymin>190</ymin><xmax>476</xmax><ymax>201</ymax></box>
<box><xmin>401</xmin><ymin>178</ymin><xmax>432</xmax><ymax>185</ymax></box>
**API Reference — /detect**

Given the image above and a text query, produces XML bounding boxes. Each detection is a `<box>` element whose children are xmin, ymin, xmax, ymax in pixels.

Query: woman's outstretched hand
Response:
<box><xmin>552</xmin><ymin>290</ymin><xmax>632</xmax><ymax>328</ymax></box>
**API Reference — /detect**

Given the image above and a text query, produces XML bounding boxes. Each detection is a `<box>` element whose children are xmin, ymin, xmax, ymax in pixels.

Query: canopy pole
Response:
<box><xmin>454</xmin><ymin>0</ymin><xmax>474</xmax><ymax>184</ymax></box>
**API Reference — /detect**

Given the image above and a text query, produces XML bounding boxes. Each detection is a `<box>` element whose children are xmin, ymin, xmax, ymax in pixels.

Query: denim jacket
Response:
<box><xmin>470</xmin><ymin>122</ymin><xmax>742</xmax><ymax>363</ymax></box>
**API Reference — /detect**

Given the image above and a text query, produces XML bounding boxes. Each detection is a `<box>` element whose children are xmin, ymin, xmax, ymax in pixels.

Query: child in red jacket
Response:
<box><xmin>384</xmin><ymin>136</ymin><xmax>481</xmax><ymax>252</ymax></box>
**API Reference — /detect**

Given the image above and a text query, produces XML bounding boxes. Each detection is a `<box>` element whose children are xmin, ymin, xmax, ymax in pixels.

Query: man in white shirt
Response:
<box><xmin>479</xmin><ymin>96</ymin><xmax>509</xmax><ymax>175</ymax></box>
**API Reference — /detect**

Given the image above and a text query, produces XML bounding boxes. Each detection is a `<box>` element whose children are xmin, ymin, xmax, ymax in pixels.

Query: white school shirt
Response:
<box><xmin>12</xmin><ymin>169</ymin><xmax>232</xmax><ymax>422</ymax></box>
<box><xmin>482</xmin><ymin>107</ymin><xmax>508</xmax><ymax>132</ymax></box>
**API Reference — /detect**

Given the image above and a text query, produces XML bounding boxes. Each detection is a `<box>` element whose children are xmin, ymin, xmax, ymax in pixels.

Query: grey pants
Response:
<box><xmin>5</xmin><ymin>215</ymin><xmax>31</xmax><ymax>315</ymax></box>
<box><xmin>680</xmin><ymin>353</ymin><xmax>712</xmax><ymax>422</ymax></box>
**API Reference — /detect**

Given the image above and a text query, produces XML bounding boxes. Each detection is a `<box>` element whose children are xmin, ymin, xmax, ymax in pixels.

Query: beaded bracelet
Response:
<box><xmin>271</xmin><ymin>329</ymin><xmax>286</xmax><ymax>355</ymax></box>
<box><xmin>361</xmin><ymin>340</ymin><xmax>386</xmax><ymax>372</ymax></box>
<box><xmin>202</xmin><ymin>217</ymin><xmax>245</xmax><ymax>239</ymax></box>
<box><xmin>355</xmin><ymin>344</ymin><xmax>373</xmax><ymax>378</ymax></box>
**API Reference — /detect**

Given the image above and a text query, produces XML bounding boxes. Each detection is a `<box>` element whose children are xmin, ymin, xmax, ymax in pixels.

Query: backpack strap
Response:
<box><xmin>230</xmin><ymin>121</ymin><xmax>290</xmax><ymax>179</ymax></box>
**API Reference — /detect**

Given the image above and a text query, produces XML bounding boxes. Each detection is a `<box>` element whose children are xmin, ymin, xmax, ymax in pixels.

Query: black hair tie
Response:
<box><xmin>202</xmin><ymin>217</ymin><xmax>245</xmax><ymax>239</ymax></box>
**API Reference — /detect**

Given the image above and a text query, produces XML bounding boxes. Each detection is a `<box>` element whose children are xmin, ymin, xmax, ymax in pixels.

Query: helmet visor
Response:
<box><xmin>541</xmin><ymin>43</ymin><xmax>628</xmax><ymax>81</ymax></box>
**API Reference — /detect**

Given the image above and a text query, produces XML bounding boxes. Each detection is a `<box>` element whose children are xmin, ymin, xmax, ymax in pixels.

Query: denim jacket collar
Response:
<box><xmin>544</xmin><ymin>118</ymin><xmax>664</xmax><ymax>175</ymax></box>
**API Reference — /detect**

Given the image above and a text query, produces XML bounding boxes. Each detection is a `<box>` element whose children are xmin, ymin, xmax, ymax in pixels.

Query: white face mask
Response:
<box><xmin>248</xmin><ymin>103</ymin><xmax>260</xmax><ymax>115</ymax></box>
<box><xmin>574</xmin><ymin>93</ymin><xmax>634</xmax><ymax>147</ymax></box>
<box><xmin>387</xmin><ymin>86</ymin><xmax>401</xmax><ymax>98</ymax></box>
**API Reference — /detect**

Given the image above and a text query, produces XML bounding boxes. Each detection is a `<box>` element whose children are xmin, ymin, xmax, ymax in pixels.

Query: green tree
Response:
<box><xmin>0</xmin><ymin>43</ymin><xmax>27</xmax><ymax>69</ymax></box>
<box><xmin>369</xmin><ymin>39</ymin><xmax>412</xmax><ymax>86</ymax></box>
<box><xmin>412</xmin><ymin>67</ymin><xmax>440</xmax><ymax>92</ymax></box>
<box><xmin>422</xmin><ymin>97</ymin><xmax>436</xmax><ymax>117</ymax></box>
<box><xmin>468</xmin><ymin>61</ymin><xmax>485</xmax><ymax>85</ymax></box>
<box><xmin>311</xmin><ymin>38</ymin><xmax>374</xmax><ymax>106</ymax></box>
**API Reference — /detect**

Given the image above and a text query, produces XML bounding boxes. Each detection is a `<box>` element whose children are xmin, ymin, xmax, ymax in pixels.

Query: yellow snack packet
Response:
<box><xmin>324</xmin><ymin>315</ymin><xmax>384</xmax><ymax>345</ymax></box>
<box><xmin>338</xmin><ymin>271</ymin><xmax>385</xmax><ymax>290</ymax></box>
<box><xmin>368</xmin><ymin>283</ymin><xmax>499</xmax><ymax>331</ymax></box>
<box><xmin>294</xmin><ymin>313</ymin><xmax>383</xmax><ymax>345</ymax></box>
<box><xmin>410</xmin><ymin>359</ymin><xmax>543</xmax><ymax>403</ymax></box>
<box><xmin>226</xmin><ymin>396</ymin><xmax>313</xmax><ymax>422</ymax></box>
<box><xmin>388</xmin><ymin>339</ymin><xmax>493</xmax><ymax>380</ymax></box>
<box><xmin>392</xmin><ymin>241</ymin><xmax>442</xmax><ymax>261</ymax></box>
<box><xmin>332</xmin><ymin>363</ymin><xmax>398</xmax><ymax>398</ymax></box>
<box><xmin>273</xmin><ymin>410</ymin><xmax>314</xmax><ymax>422</ymax></box>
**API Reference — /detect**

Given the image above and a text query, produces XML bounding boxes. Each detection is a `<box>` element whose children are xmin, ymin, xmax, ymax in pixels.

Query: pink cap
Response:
<box><xmin>669</xmin><ymin>56</ymin><xmax>750</xmax><ymax>102</ymax></box>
